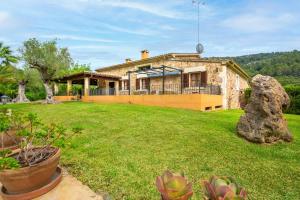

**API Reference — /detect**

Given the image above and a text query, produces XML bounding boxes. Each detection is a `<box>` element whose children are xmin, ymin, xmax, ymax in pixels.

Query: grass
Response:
<box><xmin>3</xmin><ymin>102</ymin><xmax>300</xmax><ymax>200</ymax></box>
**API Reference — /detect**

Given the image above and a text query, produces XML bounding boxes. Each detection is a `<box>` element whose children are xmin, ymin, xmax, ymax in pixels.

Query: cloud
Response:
<box><xmin>221</xmin><ymin>13</ymin><xmax>296</xmax><ymax>32</ymax></box>
<box><xmin>97</xmin><ymin>0</ymin><xmax>182</xmax><ymax>19</ymax></box>
<box><xmin>70</xmin><ymin>45</ymin><xmax>113</xmax><ymax>50</ymax></box>
<box><xmin>39</xmin><ymin>34</ymin><xmax>117</xmax><ymax>43</ymax></box>
<box><xmin>51</xmin><ymin>0</ymin><xmax>186</xmax><ymax>19</ymax></box>
<box><xmin>100</xmin><ymin>23</ymin><xmax>159</xmax><ymax>36</ymax></box>
<box><xmin>0</xmin><ymin>11</ymin><xmax>17</xmax><ymax>29</ymax></box>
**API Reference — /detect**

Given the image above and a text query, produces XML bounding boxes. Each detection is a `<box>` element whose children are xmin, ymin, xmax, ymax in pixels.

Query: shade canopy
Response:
<box><xmin>128</xmin><ymin>65</ymin><xmax>182</xmax><ymax>78</ymax></box>
<box><xmin>53</xmin><ymin>71</ymin><xmax>120</xmax><ymax>85</ymax></box>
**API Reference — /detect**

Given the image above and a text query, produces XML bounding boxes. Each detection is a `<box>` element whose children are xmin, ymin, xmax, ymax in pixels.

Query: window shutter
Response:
<box><xmin>183</xmin><ymin>74</ymin><xmax>189</xmax><ymax>87</ymax></box>
<box><xmin>145</xmin><ymin>78</ymin><xmax>150</xmax><ymax>90</ymax></box>
<box><xmin>126</xmin><ymin>80</ymin><xmax>130</xmax><ymax>90</ymax></box>
<box><xmin>201</xmin><ymin>71</ymin><xmax>207</xmax><ymax>86</ymax></box>
<box><xmin>119</xmin><ymin>81</ymin><xmax>122</xmax><ymax>90</ymax></box>
<box><xmin>136</xmin><ymin>79</ymin><xmax>140</xmax><ymax>90</ymax></box>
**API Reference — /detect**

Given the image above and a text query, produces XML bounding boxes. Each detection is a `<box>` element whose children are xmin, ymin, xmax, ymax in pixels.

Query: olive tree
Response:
<box><xmin>20</xmin><ymin>38</ymin><xmax>72</xmax><ymax>103</ymax></box>
<box><xmin>12</xmin><ymin>67</ymin><xmax>33</xmax><ymax>103</ymax></box>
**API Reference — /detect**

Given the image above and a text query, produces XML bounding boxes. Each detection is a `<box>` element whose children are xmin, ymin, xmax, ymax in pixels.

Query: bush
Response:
<box><xmin>243</xmin><ymin>85</ymin><xmax>300</xmax><ymax>115</ymax></box>
<box><xmin>284</xmin><ymin>85</ymin><xmax>300</xmax><ymax>114</ymax></box>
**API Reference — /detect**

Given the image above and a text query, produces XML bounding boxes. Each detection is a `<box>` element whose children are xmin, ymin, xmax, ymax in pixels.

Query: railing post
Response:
<box><xmin>210</xmin><ymin>83</ymin><xmax>212</xmax><ymax>95</ymax></box>
<box><xmin>128</xmin><ymin>72</ymin><xmax>131</xmax><ymax>95</ymax></box>
<box><xmin>162</xmin><ymin>66</ymin><xmax>165</xmax><ymax>95</ymax></box>
<box><xmin>180</xmin><ymin>70</ymin><xmax>183</xmax><ymax>94</ymax></box>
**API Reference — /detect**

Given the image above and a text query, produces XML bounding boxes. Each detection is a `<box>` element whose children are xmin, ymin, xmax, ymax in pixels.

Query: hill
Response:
<box><xmin>214</xmin><ymin>50</ymin><xmax>300</xmax><ymax>85</ymax></box>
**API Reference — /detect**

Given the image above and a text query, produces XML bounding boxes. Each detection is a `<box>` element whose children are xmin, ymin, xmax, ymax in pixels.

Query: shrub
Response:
<box><xmin>0</xmin><ymin>112</ymin><xmax>83</xmax><ymax>170</ymax></box>
<box><xmin>26</xmin><ymin>90</ymin><xmax>46</xmax><ymax>101</ymax></box>
<box><xmin>283</xmin><ymin>85</ymin><xmax>300</xmax><ymax>114</ymax></box>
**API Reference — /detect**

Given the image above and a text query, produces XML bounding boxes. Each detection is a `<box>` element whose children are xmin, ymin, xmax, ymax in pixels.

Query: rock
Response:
<box><xmin>237</xmin><ymin>74</ymin><xmax>293</xmax><ymax>143</ymax></box>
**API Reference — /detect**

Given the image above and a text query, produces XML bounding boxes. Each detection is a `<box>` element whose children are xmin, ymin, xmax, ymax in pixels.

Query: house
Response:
<box><xmin>54</xmin><ymin>50</ymin><xmax>250</xmax><ymax>110</ymax></box>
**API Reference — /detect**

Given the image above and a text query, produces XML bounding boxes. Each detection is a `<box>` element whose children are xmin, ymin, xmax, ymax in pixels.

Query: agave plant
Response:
<box><xmin>202</xmin><ymin>176</ymin><xmax>247</xmax><ymax>200</ymax></box>
<box><xmin>156</xmin><ymin>170</ymin><xmax>193</xmax><ymax>200</ymax></box>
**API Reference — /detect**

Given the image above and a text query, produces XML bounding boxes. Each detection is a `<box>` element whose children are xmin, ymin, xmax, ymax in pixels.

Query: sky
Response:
<box><xmin>1</xmin><ymin>0</ymin><xmax>300</xmax><ymax>70</ymax></box>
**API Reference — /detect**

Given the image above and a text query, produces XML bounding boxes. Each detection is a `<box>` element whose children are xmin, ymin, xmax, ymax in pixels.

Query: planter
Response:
<box><xmin>0</xmin><ymin>147</ymin><xmax>61</xmax><ymax>195</ymax></box>
<box><xmin>0</xmin><ymin>130</ymin><xmax>21</xmax><ymax>150</ymax></box>
<box><xmin>161</xmin><ymin>196</ymin><xmax>192</xmax><ymax>200</ymax></box>
<box><xmin>0</xmin><ymin>167</ymin><xmax>62</xmax><ymax>200</ymax></box>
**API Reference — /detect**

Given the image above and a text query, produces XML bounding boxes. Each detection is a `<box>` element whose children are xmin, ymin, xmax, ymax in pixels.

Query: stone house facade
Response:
<box><xmin>95</xmin><ymin>50</ymin><xmax>250</xmax><ymax>109</ymax></box>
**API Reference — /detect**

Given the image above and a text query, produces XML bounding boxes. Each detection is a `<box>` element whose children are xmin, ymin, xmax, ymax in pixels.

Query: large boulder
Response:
<box><xmin>237</xmin><ymin>74</ymin><xmax>293</xmax><ymax>143</ymax></box>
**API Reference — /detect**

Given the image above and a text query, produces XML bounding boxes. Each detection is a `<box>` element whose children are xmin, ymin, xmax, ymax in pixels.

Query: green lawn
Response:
<box><xmin>3</xmin><ymin>102</ymin><xmax>300</xmax><ymax>200</ymax></box>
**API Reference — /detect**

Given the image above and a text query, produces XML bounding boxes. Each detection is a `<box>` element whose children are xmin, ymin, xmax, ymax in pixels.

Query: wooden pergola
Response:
<box><xmin>53</xmin><ymin>71</ymin><xmax>120</xmax><ymax>96</ymax></box>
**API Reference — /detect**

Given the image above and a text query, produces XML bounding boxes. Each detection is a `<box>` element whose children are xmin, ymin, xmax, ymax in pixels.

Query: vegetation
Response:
<box><xmin>67</xmin><ymin>63</ymin><xmax>91</xmax><ymax>74</ymax></box>
<box><xmin>156</xmin><ymin>170</ymin><xmax>193</xmax><ymax>200</ymax></box>
<box><xmin>0</xmin><ymin>108</ymin><xmax>20</xmax><ymax>148</ymax></box>
<box><xmin>20</xmin><ymin>38</ymin><xmax>72</xmax><ymax>103</ymax></box>
<box><xmin>202</xmin><ymin>176</ymin><xmax>247</xmax><ymax>200</ymax></box>
<box><xmin>2</xmin><ymin>102</ymin><xmax>300</xmax><ymax>200</ymax></box>
<box><xmin>0</xmin><ymin>42</ymin><xmax>18</xmax><ymax>83</ymax></box>
<box><xmin>0</xmin><ymin>111</ymin><xmax>82</xmax><ymax>170</ymax></box>
<box><xmin>284</xmin><ymin>85</ymin><xmax>300</xmax><ymax>114</ymax></box>
<box><xmin>217</xmin><ymin>50</ymin><xmax>300</xmax><ymax>86</ymax></box>
<box><xmin>0</xmin><ymin>149</ymin><xmax>20</xmax><ymax>170</ymax></box>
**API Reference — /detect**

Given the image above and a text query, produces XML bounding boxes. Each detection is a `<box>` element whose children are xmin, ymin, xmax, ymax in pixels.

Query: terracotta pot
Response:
<box><xmin>0</xmin><ymin>130</ymin><xmax>20</xmax><ymax>150</ymax></box>
<box><xmin>0</xmin><ymin>167</ymin><xmax>62</xmax><ymax>200</ymax></box>
<box><xmin>0</xmin><ymin>148</ymin><xmax>61</xmax><ymax>194</ymax></box>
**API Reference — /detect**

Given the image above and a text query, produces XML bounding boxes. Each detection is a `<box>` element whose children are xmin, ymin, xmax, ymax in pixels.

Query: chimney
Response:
<box><xmin>141</xmin><ymin>50</ymin><xmax>149</xmax><ymax>59</ymax></box>
<box><xmin>125</xmin><ymin>58</ymin><xmax>132</xmax><ymax>63</ymax></box>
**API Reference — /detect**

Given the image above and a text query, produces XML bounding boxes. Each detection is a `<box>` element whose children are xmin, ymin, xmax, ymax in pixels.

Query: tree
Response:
<box><xmin>12</xmin><ymin>67</ymin><xmax>32</xmax><ymax>103</ymax></box>
<box><xmin>68</xmin><ymin>63</ymin><xmax>91</xmax><ymax>74</ymax></box>
<box><xmin>20</xmin><ymin>38</ymin><xmax>72</xmax><ymax>103</ymax></box>
<box><xmin>0</xmin><ymin>42</ymin><xmax>18</xmax><ymax>83</ymax></box>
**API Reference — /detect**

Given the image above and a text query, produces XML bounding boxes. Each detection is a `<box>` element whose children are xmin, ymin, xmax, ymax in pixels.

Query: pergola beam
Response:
<box><xmin>127</xmin><ymin>65</ymin><xmax>183</xmax><ymax>95</ymax></box>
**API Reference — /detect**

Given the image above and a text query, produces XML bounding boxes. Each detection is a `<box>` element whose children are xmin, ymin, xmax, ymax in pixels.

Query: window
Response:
<box><xmin>136</xmin><ymin>78</ymin><xmax>150</xmax><ymax>90</ymax></box>
<box><xmin>235</xmin><ymin>75</ymin><xmax>240</xmax><ymax>90</ymax></box>
<box><xmin>123</xmin><ymin>80</ymin><xmax>129</xmax><ymax>90</ymax></box>
<box><xmin>183</xmin><ymin>74</ymin><xmax>189</xmax><ymax>87</ymax></box>
<box><xmin>136</xmin><ymin>79</ymin><xmax>140</xmax><ymax>90</ymax></box>
<box><xmin>189</xmin><ymin>71</ymin><xmax>207</xmax><ymax>87</ymax></box>
<box><xmin>138</xmin><ymin>65</ymin><xmax>151</xmax><ymax>71</ymax></box>
<box><xmin>201</xmin><ymin>71</ymin><xmax>207</xmax><ymax>86</ymax></box>
<box><xmin>190</xmin><ymin>73</ymin><xmax>201</xmax><ymax>87</ymax></box>
<box><xmin>143</xmin><ymin>79</ymin><xmax>150</xmax><ymax>90</ymax></box>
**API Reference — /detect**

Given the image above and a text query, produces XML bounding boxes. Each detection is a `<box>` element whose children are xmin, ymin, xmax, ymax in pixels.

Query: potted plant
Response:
<box><xmin>0</xmin><ymin>109</ymin><xmax>21</xmax><ymax>150</ymax></box>
<box><xmin>0</xmin><ymin>112</ymin><xmax>82</xmax><ymax>199</ymax></box>
<box><xmin>202</xmin><ymin>176</ymin><xmax>247</xmax><ymax>200</ymax></box>
<box><xmin>156</xmin><ymin>170</ymin><xmax>193</xmax><ymax>200</ymax></box>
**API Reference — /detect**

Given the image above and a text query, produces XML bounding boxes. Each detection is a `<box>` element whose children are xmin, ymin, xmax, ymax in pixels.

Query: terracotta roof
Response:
<box><xmin>53</xmin><ymin>71</ymin><xmax>120</xmax><ymax>83</ymax></box>
<box><xmin>95</xmin><ymin>53</ymin><xmax>200</xmax><ymax>72</ymax></box>
<box><xmin>95</xmin><ymin>52</ymin><xmax>250</xmax><ymax>80</ymax></box>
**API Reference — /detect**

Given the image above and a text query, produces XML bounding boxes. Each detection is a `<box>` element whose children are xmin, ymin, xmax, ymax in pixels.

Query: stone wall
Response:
<box><xmin>226</xmin><ymin>67</ymin><xmax>249</xmax><ymax>109</ymax></box>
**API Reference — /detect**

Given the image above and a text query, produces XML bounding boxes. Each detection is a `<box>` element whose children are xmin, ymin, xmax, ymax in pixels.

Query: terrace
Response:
<box><xmin>53</xmin><ymin>66</ymin><xmax>223</xmax><ymax>111</ymax></box>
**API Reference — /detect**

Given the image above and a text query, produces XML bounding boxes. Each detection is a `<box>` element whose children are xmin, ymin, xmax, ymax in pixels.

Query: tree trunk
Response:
<box><xmin>13</xmin><ymin>81</ymin><xmax>30</xmax><ymax>103</ymax></box>
<box><xmin>43</xmin><ymin>81</ymin><xmax>55</xmax><ymax>104</ymax></box>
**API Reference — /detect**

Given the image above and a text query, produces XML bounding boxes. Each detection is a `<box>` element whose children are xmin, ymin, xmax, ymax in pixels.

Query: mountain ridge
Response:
<box><xmin>210</xmin><ymin>50</ymin><xmax>300</xmax><ymax>85</ymax></box>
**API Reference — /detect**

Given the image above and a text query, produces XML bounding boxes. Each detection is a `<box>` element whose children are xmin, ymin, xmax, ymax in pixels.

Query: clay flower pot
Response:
<box><xmin>0</xmin><ymin>130</ymin><xmax>21</xmax><ymax>150</ymax></box>
<box><xmin>0</xmin><ymin>148</ymin><xmax>61</xmax><ymax>194</ymax></box>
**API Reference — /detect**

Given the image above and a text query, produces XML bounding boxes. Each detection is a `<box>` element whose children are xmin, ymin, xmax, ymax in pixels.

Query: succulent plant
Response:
<box><xmin>156</xmin><ymin>170</ymin><xmax>193</xmax><ymax>200</ymax></box>
<box><xmin>202</xmin><ymin>176</ymin><xmax>247</xmax><ymax>200</ymax></box>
